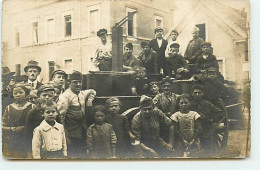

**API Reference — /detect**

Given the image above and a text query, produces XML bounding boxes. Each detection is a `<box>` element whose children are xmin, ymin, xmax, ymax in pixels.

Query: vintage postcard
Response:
<box><xmin>1</xmin><ymin>0</ymin><xmax>250</xmax><ymax>160</ymax></box>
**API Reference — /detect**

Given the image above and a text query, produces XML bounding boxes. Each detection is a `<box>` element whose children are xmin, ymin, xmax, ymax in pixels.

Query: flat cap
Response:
<box><xmin>52</xmin><ymin>70</ymin><xmax>67</xmax><ymax>79</ymax></box>
<box><xmin>169</xmin><ymin>42</ymin><xmax>180</xmax><ymax>48</ymax></box>
<box><xmin>97</xmin><ymin>28</ymin><xmax>107</xmax><ymax>37</ymax></box>
<box><xmin>125</xmin><ymin>42</ymin><xmax>133</xmax><ymax>49</ymax></box>
<box><xmin>140</xmin><ymin>95</ymin><xmax>153</xmax><ymax>107</ymax></box>
<box><xmin>37</xmin><ymin>84</ymin><xmax>55</xmax><ymax>96</ymax></box>
<box><xmin>69</xmin><ymin>71</ymin><xmax>83</xmax><ymax>81</ymax></box>
<box><xmin>140</xmin><ymin>41</ymin><xmax>149</xmax><ymax>48</ymax></box>
<box><xmin>154</xmin><ymin>27</ymin><xmax>164</xmax><ymax>34</ymax></box>
<box><xmin>201</xmin><ymin>42</ymin><xmax>212</xmax><ymax>47</ymax></box>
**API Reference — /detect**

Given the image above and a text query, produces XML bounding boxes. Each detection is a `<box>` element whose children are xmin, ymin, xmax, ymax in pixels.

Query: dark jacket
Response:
<box><xmin>184</xmin><ymin>37</ymin><xmax>204</xmax><ymax>64</ymax></box>
<box><xmin>166</xmin><ymin>54</ymin><xmax>189</xmax><ymax>77</ymax></box>
<box><xmin>149</xmin><ymin>38</ymin><xmax>168</xmax><ymax>72</ymax></box>
<box><xmin>195</xmin><ymin>54</ymin><xmax>219</xmax><ymax>73</ymax></box>
<box><xmin>138</xmin><ymin>50</ymin><xmax>158</xmax><ymax>75</ymax></box>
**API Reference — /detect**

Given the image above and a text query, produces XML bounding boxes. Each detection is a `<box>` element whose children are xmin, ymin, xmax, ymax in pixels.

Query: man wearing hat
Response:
<box><xmin>166</xmin><ymin>43</ymin><xmax>189</xmax><ymax>79</ymax></box>
<box><xmin>24</xmin><ymin>60</ymin><xmax>43</xmax><ymax>89</ymax></box>
<box><xmin>132</xmin><ymin>95</ymin><xmax>174</xmax><ymax>158</ymax></box>
<box><xmin>184</xmin><ymin>27</ymin><xmax>204</xmax><ymax>64</ymax></box>
<box><xmin>122</xmin><ymin>42</ymin><xmax>139</xmax><ymax>72</ymax></box>
<box><xmin>57</xmin><ymin>71</ymin><xmax>96</xmax><ymax>158</ymax></box>
<box><xmin>138</xmin><ymin>41</ymin><xmax>158</xmax><ymax>75</ymax></box>
<box><xmin>195</xmin><ymin>42</ymin><xmax>219</xmax><ymax>74</ymax></box>
<box><xmin>149</xmin><ymin>27</ymin><xmax>168</xmax><ymax>74</ymax></box>
<box><xmin>94</xmin><ymin>28</ymin><xmax>112</xmax><ymax>71</ymax></box>
<box><xmin>51</xmin><ymin>70</ymin><xmax>67</xmax><ymax>94</ymax></box>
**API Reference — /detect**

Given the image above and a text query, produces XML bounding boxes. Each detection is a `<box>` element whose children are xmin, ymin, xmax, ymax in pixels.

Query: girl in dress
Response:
<box><xmin>170</xmin><ymin>94</ymin><xmax>202</xmax><ymax>157</ymax></box>
<box><xmin>2</xmin><ymin>83</ymin><xmax>34</xmax><ymax>158</ymax></box>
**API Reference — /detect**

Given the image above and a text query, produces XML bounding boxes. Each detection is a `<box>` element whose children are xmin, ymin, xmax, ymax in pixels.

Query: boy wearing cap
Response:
<box><xmin>132</xmin><ymin>95</ymin><xmax>174</xmax><ymax>158</ymax></box>
<box><xmin>138</xmin><ymin>42</ymin><xmax>158</xmax><ymax>75</ymax></box>
<box><xmin>25</xmin><ymin>84</ymin><xmax>58</xmax><ymax>157</ymax></box>
<box><xmin>195</xmin><ymin>42</ymin><xmax>219</xmax><ymax>73</ymax></box>
<box><xmin>184</xmin><ymin>27</ymin><xmax>204</xmax><ymax>64</ymax></box>
<box><xmin>57</xmin><ymin>71</ymin><xmax>96</xmax><ymax>158</ymax></box>
<box><xmin>165</xmin><ymin>30</ymin><xmax>181</xmax><ymax>58</ymax></box>
<box><xmin>94</xmin><ymin>28</ymin><xmax>112</xmax><ymax>71</ymax></box>
<box><xmin>51</xmin><ymin>70</ymin><xmax>67</xmax><ymax>94</ymax></box>
<box><xmin>122</xmin><ymin>43</ymin><xmax>139</xmax><ymax>72</ymax></box>
<box><xmin>24</xmin><ymin>60</ymin><xmax>43</xmax><ymax>89</ymax></box>
<box><xmin>149</xmin><ymin>27</ymin><xmax>168</xmax><ymax>74</ymax></box>
<box><xmin>166</xmin><ymin>43</ymin><xmax>189</xmax><ymax>79</ymax></box>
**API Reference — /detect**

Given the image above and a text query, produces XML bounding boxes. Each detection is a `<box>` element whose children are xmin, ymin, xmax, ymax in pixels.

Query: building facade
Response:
<box><xmin>2</xmin><ymin>0</ymin><xmax>174</xmax><ymax>82</ymax></box>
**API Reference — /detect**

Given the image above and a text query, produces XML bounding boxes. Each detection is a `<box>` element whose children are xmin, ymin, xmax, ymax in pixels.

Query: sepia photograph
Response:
<box><xmin>1</xmin><ymin>0</ymin><xmax>250</xmax><ymax>160</ymax></box>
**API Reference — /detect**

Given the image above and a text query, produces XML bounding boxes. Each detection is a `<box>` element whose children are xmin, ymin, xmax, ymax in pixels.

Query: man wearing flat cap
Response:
<box><xmin>132</xmin><ymin>95</ymin><xmax>174</xmax><ymax>158</ymax></box>
<box><xmin>184</xmin><ymin>27</ymin><xmax>204</xmax><ymax>64</ymax></box>
<box><xmin>195</xmin><ymin>42</ymin><xmax>219</xmax><ymax>74</ymax></box>
<box><xmin>138</xmin><ymin>41</ymin><xmax>158</xmax><ymax>75</ymax></box>
<box><xmin>166</xmin><ymin>43</ymin><xmax>189</xmax><ymax>79</ymax></box>
<box><xmin>51</xmin><ymin>70</ymin><xmax>67</xmax><ymax>94</ymax></box>
<box><xmin>149</xmin><ymin>27</ymin><xmax>168</xmax><ymax>74</ymax></box>
<box><xmin>122</xmin><ymin>42</ymin><xmax>139</xmax><ymax>72</ymax></box>
<box><xmin>57</xmin><ymin>71</ymin><xmax>96</xmax><ymax>158</ymax></box>
<box><xmin>24</xmin><ymin>60</ymin><xmax>43</xmax><ymax>89</ymax></box>
<box><xmin>94</xmin><ymin>28</ymin><xmax>112</xmax><ymax>71</ymax></box>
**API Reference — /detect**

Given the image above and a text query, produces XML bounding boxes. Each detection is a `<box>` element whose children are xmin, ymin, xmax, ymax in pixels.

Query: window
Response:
<box><xmin>195</xmin><ymin>23</ymin><xmax>206</xmax><ymax>41</ymax></box>
<box><xmin>126</xmin><ymin>7</ymin><xmax>137</xmax><ymax>37</ymax></box>
<box><xmin>155</xmin><ymin>16</ymin><xmax>163</xmax><ymax>28</ymax></box>
<box><xmin>64</xmin><ymin>15</ymin><xmax>72</xmax><ymax>37</ymax></box>
<box><xmin>15</xmin><ymin>27</ymin><xmax>20</xmax><ymax>47</ymax></box>
<box><xmin>64</xmin><ymin>59</ymin><xmax>73</xmax><ymax>73</ymax></box>
<box><xmin>87</xmin><ymin>4</ymin><xmax>100</xmax><ymax>36</ymax></box>
<box><xmin>217</xmin><ymin>57</ymin><xmax>226</xmax><ymax>78</ymax></box>
<box><xmin>90</xmin><ymin>9</ymin><xmax>100</xmax><ymax>35</ymax></box>
<box><xmin>32</xmin><ymin>22</ymin><xmax>39</xmax><ymax>44</ymax></box>
<box><xmin>47</xmin><ymin>18</ymin><xmax>55</xmax><ymax>42</ymax></box>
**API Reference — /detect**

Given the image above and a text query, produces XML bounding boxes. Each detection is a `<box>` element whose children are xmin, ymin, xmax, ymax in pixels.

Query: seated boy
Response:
<box><xmin>166</xmin><ymin>43</ymin><xmax>189</xmax><ymax>79</ymax></box>
<box><xmin>131</xmin><ymin>67</ymin><xmax>149</xmax><ymax>95</ymax></box>
<box><xmin>195</xmin><ymin>42</ymin><xmax>219</xmax><ymax>74</ymax></box>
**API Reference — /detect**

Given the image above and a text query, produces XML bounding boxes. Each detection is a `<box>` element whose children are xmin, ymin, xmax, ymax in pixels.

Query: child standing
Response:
<box><xmin>105</xmin><ymin>97</ymin><xmax>135</xmax><ymax>158</ymax></box>
<box><xmin>86</xmin><ymin>105</ymin><xmax>117</xmax><ymax>159</ymax></box>
<box><xmin>2</xmin><ymin>83</ymin><xmax>34</xmax><ymax>158</ymax></box>
<box><xmin>170</xmin><ymin>94</ymin><xmax>202</xmax><ymax>157</ymax></box>
<box><xmin>32</xmin><ymin>100</ymin><xmax>67</xmax><ymax>159</ymax></box>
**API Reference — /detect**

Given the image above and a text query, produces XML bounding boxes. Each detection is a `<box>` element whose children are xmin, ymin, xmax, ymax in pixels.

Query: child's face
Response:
<box><xmin>28</xmin><ymin>95</ymin><xmax>38</xmax><ymax>104</ymax></box>
<box><xmin>141</xmin><ymin>105</ymin><xmax>154</xmax><ymax>118</ymax></box>
<box><xmin>124</xmin><ymin>47</ymin><xmax>133</xmax><ymax>56</ymax></box>
<box><xmin>94</xmin><ymin>111</ymin><xmax>105</xmax><ymax>125</ymax></box>
<box><xmin>13</xmin><ymin>87</ymin><xmax>26</xmax><ymax>102</ymax></box>
<box><xmin>137</xmin><ymin>70</ymin><xmax>146</xmax><ymax>78</ymax></box>
<box><xmin>179</xmin><ymin>98</ymin><xmax>190</xmax><ymax>112</ymax></box>
<box><xmin>43</xmin><ymin>106</ymin><xmax>57</xmax><ymax>122</ymax></box>
<box><xmin>192</xmin><ymin>89</ymin><xmax>203</xmax><ymax>101</ymax></box>
<box><xmin>108</xmin><ymin>102</ymin><xmax>120</xmax><ymax>114</ymax></box>
<box><xmin>207</xmin><ymin>71</ymin><xmax>218</xmax><ymax>79</ymax></box>
<box><xmin>162</xmin><ymin>82</ymin><xmax>171</xmax><ymax>94</ymax></box>
<box><xmin>53</xmin><ymin>74</ymin><xmax>65</xmax><ymax>87</ymax></box>
<box><xmin>39</xmin><ymin>91</ymin><xmax>54</xmax><ymax>101</ymax></box>
<box><xmin>170</xmin><ymin>32</ymin><xmax>178</xmax><ymax>41</ymax></box>
<box><xmin>202</xmin><ymin>45</ymin><xmax>211</xmax><ymax>55</ymax></box>
<box><xmin>150</xmin><ymin>84</ymin><xmax>159</xmax><ymax>95</ymax></box>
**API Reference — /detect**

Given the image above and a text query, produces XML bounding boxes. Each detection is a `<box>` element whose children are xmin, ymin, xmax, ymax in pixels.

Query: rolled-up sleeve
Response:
<box><xmin>32</xmin><ymin>128</ymin><xmax>42</xmax><ymax>159</ymax></box>
<box><xmin>57</xmin><ymin>94</ymin><xmax>69</xmax><ymax>117</ymax></box>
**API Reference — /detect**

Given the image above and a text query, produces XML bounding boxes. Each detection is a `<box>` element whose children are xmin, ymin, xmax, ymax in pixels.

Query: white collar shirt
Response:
<box><xmin>157</xmin><ymin>38</ymin><xmax>163</xmax><ymax>48</ymax></box>
<box><xmin>32</xmin><ymin>120</ymin><xmax>67</xmax><ymax>159</ymax></box>
<box><xmin>28</xmin><ymin>79</ymin><xmax>38</xmax><ymax>89</ymax></box>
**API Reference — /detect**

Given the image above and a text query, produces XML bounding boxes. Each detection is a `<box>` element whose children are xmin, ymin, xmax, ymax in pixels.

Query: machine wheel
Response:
<box><xmin>213</xmin><ymin>99</ymin><xmax>229</xmax><ymax>151</ymax></box>
<box><xmin>122</xmin><ymin>107</ymin><xmax>140</xmax><ymax>128</ymax></box>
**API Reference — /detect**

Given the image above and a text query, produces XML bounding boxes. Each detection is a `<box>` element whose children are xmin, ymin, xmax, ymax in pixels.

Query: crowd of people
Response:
<box><xmin>2</xmin><ymin>26</ymin><xmax>228</xmax><ymax>159</ymax></box>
